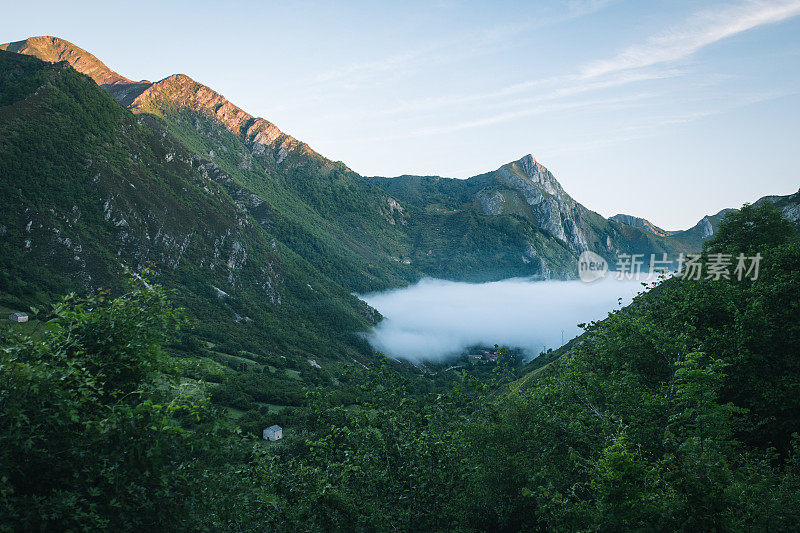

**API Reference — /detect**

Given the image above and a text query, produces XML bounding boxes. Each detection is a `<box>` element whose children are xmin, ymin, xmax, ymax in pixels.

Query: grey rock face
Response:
<box><xmin>783</xmin><ymin>203</ymin><xmax>800</xmax><ymax>222</ymax></box>
<box><xmin>754</xmin><ymin>192</ymin><xmax>800</xmax><ymax>222</ymax></box>
<box><xmin>610</xmin><ymin>214</ymin><xmax>673</xmax><ymax>237</ymax></box>
<box><xmin>488</xmin><ymin>155</ymin><xmax>589</xmax><ymax>253</ymax></box>
<box><xmin>698</xmin><ymin>217</ymin><xmax>714</xmax><ymax>238</ymax></box>
<box><xmin>476</xmin><ymin>190</ymin><xmax>505</xmax><ymax>215</ymax></box>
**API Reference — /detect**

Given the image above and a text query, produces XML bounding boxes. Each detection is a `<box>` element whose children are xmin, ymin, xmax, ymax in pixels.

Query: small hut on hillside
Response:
<box><xmin>263</xmin><ymin>425</ymin><xmax>283</xmax><ymax>441</ymax></box>
<box><xmin>8</xmin><ymin>312</ymin><xmax>28</xmax><ymax>323</ymax></box>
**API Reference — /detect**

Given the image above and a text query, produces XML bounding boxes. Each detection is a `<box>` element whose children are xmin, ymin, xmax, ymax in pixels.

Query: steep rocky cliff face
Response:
<box><xmin>755</xmin><ymin>189</ymin><xmax>800</xmax><ymax>222</ymax></box>
<box><xmin>479</xmin><ymin>155</ymin><xmax>592</xmax><ymax>253</ymax></box>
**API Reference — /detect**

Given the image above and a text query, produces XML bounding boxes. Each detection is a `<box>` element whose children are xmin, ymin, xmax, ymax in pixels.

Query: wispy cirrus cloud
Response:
<box><xmin>328</xmin><ymin>1</ymin><xmax>800</xmax><ymax>146</ymax></box>
<box><xmin>327</xmin><ymin>91</ymin><xmax>657</xmax><ymax>143</ymax></box>
<box><xmin>313</xmin><ymin>22</ymin><xmax>530</xmax><ymax>86</ymax></box>
<box><xmin>539</xmin><ymin>88</ymin><xmax>797</xmax><ymax>156</ymax></box>
<box><xmin>581</xmin><ymin>0</ymin><xmax>800</xmax><ymax>78</ymax></box>
<box><xmin>314</xmin><ymin>49</ymin><xmax>426</xmax><ymax>83</ymax></box>
<box><xmin>410</xmin><ymin>92</ymin><xmax>657</xmax><ymax>137</ymax></box>
<box><xmin>426</xmin><ymin>1</ymin><xmax>800</xmax><ymax>113</ymax></box>
<box><xmin>313</xmin><ymin>1</ymin><xmax>617</xmax><ymax>87</ymax></box>
<box><xmin>318</xmin><ymin>66</ymin><xmax>679</xmax><ymax>123</ymax></box>
<box><xmin>564</xmin><ymin>0</ymin><xmax>616</xmax><ymax>19</ymax></box>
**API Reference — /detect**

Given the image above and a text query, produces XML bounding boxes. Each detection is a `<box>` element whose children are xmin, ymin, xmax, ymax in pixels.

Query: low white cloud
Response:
<box><xmin>360</xmin><ymin>277</ymin><xmax>649</xmax><ymax>362</ymax></box>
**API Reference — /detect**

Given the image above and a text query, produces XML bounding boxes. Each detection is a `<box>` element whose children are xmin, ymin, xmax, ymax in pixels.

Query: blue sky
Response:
<box><xmin>3</xmin><ymin>0</ymin><xmax>799</xmax><ymax>229</ymax></box>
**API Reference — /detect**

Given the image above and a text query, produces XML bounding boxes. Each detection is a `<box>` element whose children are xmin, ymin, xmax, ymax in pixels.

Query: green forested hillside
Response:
<box><xmin>0</xmin><ymin>50</ymin><xmax>378</xmax><ymax>372</ymax></box>
<box><xmin>4</xmin><ymin>35</ymin><xmax>800</xmax><ymax>532</ymax></box>
<box><xmin>141</xmin><ymin>105</ymin><xmax>419</xmax><ymax>293</ymax></box>
<box><xmin>4</xmin><ymin>36</ymin><xmax>720</xmax><ymax>288</ymax></box>
<box><xmin>2</xmin><ymin>200</ymin><xmax>799</xmax><ymax>531</ymax></box>
<box><xmin>367</xmin><ymin>157</ymin><xmax>708</xmax><ymax>279</ymax></box>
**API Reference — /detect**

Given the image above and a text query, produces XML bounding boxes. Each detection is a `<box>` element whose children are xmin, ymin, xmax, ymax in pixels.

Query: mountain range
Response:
<box><xmin>1</xmin><ymin>36</ymin><xmax>799</xmax><ymax>369</ymax></box>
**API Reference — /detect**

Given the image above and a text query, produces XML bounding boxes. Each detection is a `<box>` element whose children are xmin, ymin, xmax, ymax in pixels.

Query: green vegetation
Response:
<box><xmin>132</xmin><ymin>85</ymin><xmax>419</xmax><ymax>293</ymax></box>
<box><xmin>2</xmin><ymin>201</ymin><xmax>799</xmax><ymax>530</ymax></box>
<box><xmin>0</xmin><ymin>280</ymin><xmax>222</xmax><ymax>529</ymax></box>
<box><xmin>3</xmin><ymin>44</ymin><xmax>800</xmax><ymax>530</ymax></box>
<box><xmin>0</xmin><ymin>50</ymin><xmax>378</xmax><ymax>372</ymax></box>
<box><xmin>7</xmin><ymin>36</ymin><xmax>712</xmax><ymax>289</ymax></box>
<box><xmin>365</xmin><ymin>162</ymin><xmax>708</xmax><ymax>279</ymax></box>
<box><xmin>251</xmin><ymin>202</ymin><xmax>800</xmax><ymax>531</ymax></box>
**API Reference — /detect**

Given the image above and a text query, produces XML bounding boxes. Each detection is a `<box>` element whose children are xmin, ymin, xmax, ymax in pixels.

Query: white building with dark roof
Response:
<box><xmin>8</xmin><ymin>312</ymin><xmax>28</xmax><ymax>323</ymax></box>
<box><xmin>263</xmin><ymin>425</ymin><xmax>283</xmax><ymax>441</ymax></box>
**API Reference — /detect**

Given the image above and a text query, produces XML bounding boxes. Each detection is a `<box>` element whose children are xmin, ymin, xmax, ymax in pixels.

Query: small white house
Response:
<box><xmin>8</xmin><ymin>312</ymin><xmax>28</xmax><ymax>323</ymax></box>
<box><xmin>263</xmin><ymin>425</ymin><xmax>283</xmax><ymax>441</ymax></box>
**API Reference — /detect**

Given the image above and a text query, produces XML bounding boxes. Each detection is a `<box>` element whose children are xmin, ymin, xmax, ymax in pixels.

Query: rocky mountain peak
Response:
<box><xmin>498</xmin><ymin>155</ymin><xmax>573</xmax><ymax>205</ymax></box>
<box><xmin>517</xmin><ymin>153</ymin><xmax>539</xmax><ymax>174</ymax></box>
<box><xmin>2</xmin><ymin>36</ymin><xmax>311</xmax><ymax>166</ymax></box>
<box><xmin>0</xmin><ymin>36</ymin><xmax>135</xmax><ymax>87</ymax></box>
<box><xmin>480</xmin><ymin>156</ymin><xmax>590</xmax><ymax>252</ymax></box>
<box><xmin>519</xmin><ymin>152</ymin><xmax>536</xmax><ymax>165</ymax></box>
<box><xmin>515</xmin><ymin>154</ymin><xmax>555</xmax><ymax>183</ymax></box>
<box><xmin>0</xmin><ymin>36</ymin><xmax>152</xmax><ymax>105</ymax></box>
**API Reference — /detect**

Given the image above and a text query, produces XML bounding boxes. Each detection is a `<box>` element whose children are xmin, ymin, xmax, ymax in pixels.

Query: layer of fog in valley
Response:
<box><xmin>360</xmin><ymin>277</ymin><xmax>653</xmax><ymax>363</ymax></box>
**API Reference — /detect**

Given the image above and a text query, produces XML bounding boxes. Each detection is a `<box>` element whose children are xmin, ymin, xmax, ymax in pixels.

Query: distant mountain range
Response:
<box><xmin>365</xmin><ymin>155</ymin><xmax>734</xmax><ymax>277</ymax></box>
<box><xmin>1</xmin><ymin>36</ymin><xmax>798</xmax><ymax>362</ymax></box>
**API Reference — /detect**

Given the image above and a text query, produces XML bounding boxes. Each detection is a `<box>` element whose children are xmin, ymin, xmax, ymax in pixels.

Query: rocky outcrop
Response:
<box><xmin>610</xmin><ymin>214</ymin><xmax>674</xmax><ymax>237</ymax></box>
<box><xmin>696</xmin><ymin>217</ymin><xmax>714</xmax><ymax>238</ymax></box>
<box><xmin>754</xmin><ymin>189</ymin><xmax>800</xmax><ymax>222</ymax></box>
<box><xmin>380</xmin><ymin>197</ymin><xmax>407</xmax><ymax>225</ymax></box>
<box><xmin>492</xmin><ymin>155</ymin><xmax>589</xmax><ymax>253</ymax></box>
<box><xmin>476</xmin><ymin>190</ymin><xmax>505</xmax><ymax>215</ymax></box>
